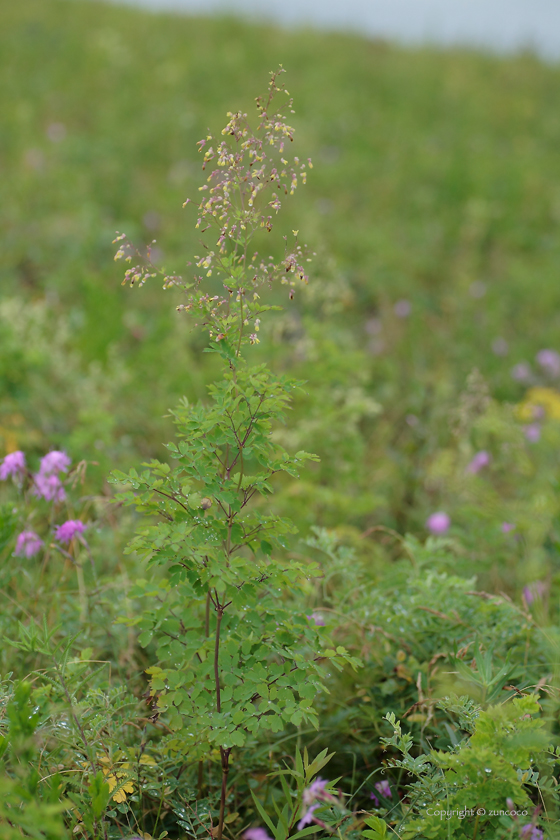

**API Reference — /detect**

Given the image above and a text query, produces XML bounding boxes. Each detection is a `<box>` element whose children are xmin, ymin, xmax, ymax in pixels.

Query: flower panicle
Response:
<box><xmin>113</xmin><ymin>232</ymin><xmax>186</xmax><ymax>290</ymax></box>
<box><xmin>115</xmin><ymin>69</ymin><xmax>313</xmax><ymax>354</ymax></box>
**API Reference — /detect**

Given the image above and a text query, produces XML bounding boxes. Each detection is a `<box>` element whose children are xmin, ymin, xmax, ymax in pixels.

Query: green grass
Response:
<box><xmin>3</xmin><ymin>3</ymin><xmax>560</xmax><ymax>836</ymax></box>
<box><xmin>3</xmin><ymin>0</ymin><xmax>560</xmax><ymax>552</ymax></box>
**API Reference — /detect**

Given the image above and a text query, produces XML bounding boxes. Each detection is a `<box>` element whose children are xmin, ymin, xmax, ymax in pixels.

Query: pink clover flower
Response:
<box><xmin>54</xmin><ymin>520</ymin><xmax>85</xmax><ymax>544</ymax></box>
<box><xmin>426</xmin><ymin>512</ymin><xmax>450</xmax><ymax>535</ymax></box>
<box><xmin>0</xmin><ymin>451</ymin><xmax>26</xmax><ymax>480</ymax></box>
<box><xmin>15</xmin><ymin>531</ymin><xmax>43</xmax><ymax>558</ymax></box>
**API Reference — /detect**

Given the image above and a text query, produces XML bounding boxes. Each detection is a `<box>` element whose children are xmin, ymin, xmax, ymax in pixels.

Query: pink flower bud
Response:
<box><xmin>426</xmin><ymin>512</ymin><xmax>450</xmax><ymax>535</ymax></box>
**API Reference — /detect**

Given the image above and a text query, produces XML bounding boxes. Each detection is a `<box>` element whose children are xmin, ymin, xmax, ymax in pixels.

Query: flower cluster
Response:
<box><xmin>194</xmin><ymin>67</ymin><xmax>309</xmax><ymax>248</ymax></box>
<box><xmin>466</xmin><ymin>450</ymin><xmax>491</xmax><ymax>474</ymax></box>
<box><xmin>536</xmin><ymin>349</ymin><xmax>560</xmax><ymax>377</ymax></box>
<box><xmin>511</xmin><ymin>348</ymin><xmax>560</xmax><ymax>384</ymax></box>
<box><xmin>244</xmin><ymin>775</ymin><xmax>352</xmax><ymax>840</ymax></box>
<box><xmin>370</xmin><ymin>779</ymin><xmax>392</xmax><ymax>806</ymax></box>
<box><xmin>520</xmin><ymin>825</ymin><xmax>544</xmax><ymax>839</ymax></box>
<box><xmin>54</xmin><ymin>519</ymin><xmax>85</xmax><ymax>544</ymax></box>
<box><xmin>113</xmin><ymin>232</ymin><xmax>176</xmax><ymax>290</ymax></box>
<box><xmin>0</xmin><ymin>450</ymin><xmax>26</xmax><ymax>480</ymax></box>
<box><xmin>33</xmin><ymin>449</ymin><xmax>71</xmax><ymax>502</ymax></box>
<box><xmin>0</xmin><ymin>448</ymin><xmax>71</xmax><ymax>503</ymax></box>
<box><xmin>426</xmin><ymin>511</ymin><xmax>451</xmax><ymax>535</ymax></box>
<box><xmin>114</xmin><ymin>67</ymin><xmax>314</xmax><ymax>353</ymax></box>
<box><xmin>243</xmin><ymin>830</ymin><xmax>272</xmax><ymax>840</ymax></box>
<box><xmin>0</xmin><ymin>449</ymin><xmax>87</xmax><ymax>560</ymax></box>
<box><xmin>523</xmin><ymin>580</ymin><xmax>547</xmax><ymax>605</ymax></box>
<box><xmin>513</xmin><ymin>385</ymin><xmax>560</xmax><ymax>445</ymax></box>
<box><xmin>15</xmin><ymin>531</ymin><xmax>43</xmax><ymax>559</ymax></box>
<box><xmin>298</xmin><ymin>778</ymin><xmax>339</xmax><ymax>830</ymax></box>
<box><xmin>12</xmin><ymin>517</ymin><xmax>86</xmax><ymax>560</ymax></box>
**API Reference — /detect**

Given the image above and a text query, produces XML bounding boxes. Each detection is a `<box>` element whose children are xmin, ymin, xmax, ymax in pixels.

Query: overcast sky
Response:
<box><xmin>110</xmin><ymin>0</ymin><xmax>560</xmax><ymax>59</ymax></box>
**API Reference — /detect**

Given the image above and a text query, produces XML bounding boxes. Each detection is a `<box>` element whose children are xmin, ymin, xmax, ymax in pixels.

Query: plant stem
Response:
<box><xmin>214</xmin><ymin>604</ymin><xmax>223</xmax><ymax>714</ymax></box>
<box><xmin>213</xmin><ymin>601</ymin><xmax>229</xmax><ymax>839</ymax></box>
<box><xmin>472</xmin><ymin>812</ymin><xmax>480</xmax><ymax>840</ymax></box>
<box><xmin>76</xmin><ymin>559</ymin><xmax>88</xmax><ymax>623</ymax></box>
<box><xmin>217</xmin><ymin>747</ymin><xmax>231</xmax><ymax>840</ymax></box>
<box><xmin>197</xmin><ymin>759</ymin><xmax>204</xmax><ymax>799</ymax></box>
<box><xmin>198</xmin><ymin>588</ymin><xmax>212</xmax><ymax>797</ymax></box>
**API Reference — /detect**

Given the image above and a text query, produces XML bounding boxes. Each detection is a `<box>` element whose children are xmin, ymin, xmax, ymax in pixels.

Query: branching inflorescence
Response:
<box><xmin>114</xmin><ymin>66</ymin><xmax>313</xmax><ymax>352</ymax></box>
<box><xmin>111</xmin><ymin>69</ymin><xmax>357</xmax><ymax>840</ymax></box>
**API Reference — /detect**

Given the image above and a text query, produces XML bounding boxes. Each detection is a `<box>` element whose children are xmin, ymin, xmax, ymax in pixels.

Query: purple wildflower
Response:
<box><xmin>0</xmin><ymin>451</ymin><xmax>26</xmax><ymax>480</ymax></box>
<box><xmin>307</xmin><ymin>613</ymin><xmax>326</xmax><ymax>627</ymax></box>
<box><xmin>303</xmin><ymin>778</ymin><xmax>333</xmax><ymax>806</ymax></box>
<box><xmin>14</xmin><ymin>531</ymin><xmax>43</xmax><ymax>559</ymax></box>
<box><xmin>523</xmin><ymin>581</ymin><xmax>547</xmax><ymax>605</ymax></box>
<box><xmin>520</xmin><ymin>826</ymin><xmax>543</xmax><ymax>840</ymax></box>
<box><xmin>40</xmin><ymin>450</ymin><xmax>71</xmax><ymax>475</ymax></box>
<box><xmin>243</xmin><ymin>830</ymin><xmax>273</xmax><ymax>840</ymax></box>
<box><xmin>523</xmin><ymin>423</ymin><xmax>541</xmax><ymax>443</ymax></box>
<box><xmin>536</xmin><ymin>349</ymin><xmax>560</xmax><ymax>377</ymax></box>
<box><xmin>54</xmin><ymin>520</ymin><xmax>85</xmax><ymax>544</ymax></box>
<box><xmin>529</xmin><ymin>404</ymin><xmax>546</xmax><ymax>420</ymax></box>
<box><xmin>426</xmin><ymin>512</ymin><xmax>450</xmax><ymax>535</ymax></box>
<box><xmin>33</xmin><ymin>472</ymin><xmax>66</xmax><ymax>503</ymax></box>
<box><xmin>298</xmin><ymin>777</ymin><xmax>336</xmax><ymax>830</ymax></box>
<box><xmin>511</xmin><ymin>362</ymin><xmax>532</xmax><ymax>383</ymax></box>
<box><xmin>502</xmin><ymin>522</ymin><xmax>516</xmax><ymax>534</ymax></box>
<box><xmin>369</xmin><ymin>791</ymin><xmax>380</xmax><ymax>806</ymax></box>
<box><xmin>466</xmin><ymin>451</ymin><xmax>491</xmax><ymax>474</ymax></box>
<box><xmin>32</xmin><ymin>451</ymin><xmax>71</xmax><ymax>501</ymax></box>
<box><xmin>297</xmin><ymin>804</ymin><xmax>320</xmax><ymax>830</ymax></box>
<box><xmin>394</xmin><ymin>299</ymin><xmax>411</xmax><ymax>318</ymax></box>
<box><xmin>375</xmin><ymin>780</ymin><xmax>392</xmax><ymax>799</ymax></box>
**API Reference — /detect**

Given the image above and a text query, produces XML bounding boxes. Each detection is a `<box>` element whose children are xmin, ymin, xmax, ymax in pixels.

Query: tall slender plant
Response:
<box><xmin>112</xmin><ymin>68</ymin><xmax>357</xmax><ymax>838</ymax></box>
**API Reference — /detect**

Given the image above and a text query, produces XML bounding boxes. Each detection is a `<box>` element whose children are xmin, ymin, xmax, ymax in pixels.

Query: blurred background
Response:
<box><xmin>4</xmin><ymin>5</ymin><xmax>560</xmax><ymax>833</ymax></box>
<box><xmin>3</xmin><ymin>0</ymin><xmax>560</xmax><ymax>571</ymax></box>
<box><xmin>116</xmin><ymin>0</ymin><xmax>560</xmax><ymax>59</ymax></box>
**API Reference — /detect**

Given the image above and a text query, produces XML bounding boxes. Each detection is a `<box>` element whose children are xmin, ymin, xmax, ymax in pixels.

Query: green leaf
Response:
<box><xmin>187</xmin><ymin>492</ymin><xmax>202</xmax><ymax>509</ymax></box>
<box><xmin>138</xmin><ymin>630</ymin><xmax>153</xmax><ymax>647</ymax></box>
<box><xmin>363</xmin><ymin>816</ymin><xmax>388</xmax><ymax>839</ymax></box>
<box><xmin>250</xmin><ymin>792</ymin><xmax>277</xmax><ymax>836</ymax></box>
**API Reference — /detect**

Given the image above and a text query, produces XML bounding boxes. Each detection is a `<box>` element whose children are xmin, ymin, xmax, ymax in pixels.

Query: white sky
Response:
<box><xmin>107</xmin><ymin>0</ymin><xmax>560</xmax><ymax>59</ymax></box>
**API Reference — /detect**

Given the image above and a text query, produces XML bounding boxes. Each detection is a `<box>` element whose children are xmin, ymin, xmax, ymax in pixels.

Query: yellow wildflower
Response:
<box><xmin>517</xmin><ymin>387</ymin><xmax>560</xmax><ymax>421</ymax></box>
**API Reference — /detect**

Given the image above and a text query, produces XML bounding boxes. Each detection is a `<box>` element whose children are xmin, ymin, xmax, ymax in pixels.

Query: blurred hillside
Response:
<box><xmin>2</xmin><ymin>0</ymin><xmax>560</xmax><ymax>537</ymax></box>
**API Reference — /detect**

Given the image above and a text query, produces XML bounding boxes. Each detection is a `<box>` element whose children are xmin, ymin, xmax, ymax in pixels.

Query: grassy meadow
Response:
<box><xmin>3</xmin><ymin>0</ymin><xmax>560</xmax><ymax>837</ymax></box>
